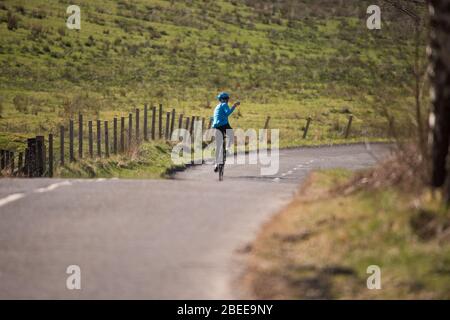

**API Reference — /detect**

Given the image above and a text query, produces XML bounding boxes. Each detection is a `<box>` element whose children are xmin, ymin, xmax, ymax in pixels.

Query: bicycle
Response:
<box><xmin>218</xmin><ymin>133</ymin><xmax>226</xmax><ymax>181</ymax></box>
<box><xmin>214</xmin><ymin>101</ymin><xmax>239</xmax><ymax>181</ymax></box>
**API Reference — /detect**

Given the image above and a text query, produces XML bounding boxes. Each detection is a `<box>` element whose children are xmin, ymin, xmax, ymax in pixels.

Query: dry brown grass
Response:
<box><xmin>240</xmin><ymin>162</ymin><xmax>450</xmax><ymax>300</ymax></box>
<box><xmin>338</xmin><ymin>144</ymin><xmax>427</xmax><ymax>195</ymax></box>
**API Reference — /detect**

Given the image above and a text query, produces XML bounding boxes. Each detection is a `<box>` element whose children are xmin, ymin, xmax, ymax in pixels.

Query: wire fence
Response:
<box><xmin>0</xmin><ymin>106</ymin><xmax>355</xmax><ymax>178</ymax></box>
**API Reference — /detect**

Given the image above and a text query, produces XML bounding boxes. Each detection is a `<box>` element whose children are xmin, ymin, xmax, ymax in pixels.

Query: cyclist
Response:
<box><xmin>212</xmin><ymin>92</ymin><xmax>239</xmax><ymax>172</ymax></box>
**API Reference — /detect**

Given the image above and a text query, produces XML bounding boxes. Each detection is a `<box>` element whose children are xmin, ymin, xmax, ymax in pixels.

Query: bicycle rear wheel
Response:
<box><xmin>217</xmin><ymin>129</ymin><xmax>226</xmax><ymax>181</ymax></box>
<box><xmin>218</xmin><ymin>164</ymin><xmax>224</xmax><ymax>181</ymax></box>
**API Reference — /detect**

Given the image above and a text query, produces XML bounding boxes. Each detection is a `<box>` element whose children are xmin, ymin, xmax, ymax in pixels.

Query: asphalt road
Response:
<box><xmin>0</xmin><ymin>144</ymin><xmax>391</xmax><ymax>299</ymax></box>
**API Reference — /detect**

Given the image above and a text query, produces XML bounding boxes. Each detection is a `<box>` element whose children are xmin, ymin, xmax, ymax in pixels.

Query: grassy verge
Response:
<box><xmin>243</xmin><ymin>169</ymin><xmax>450</xmax><ymax>299</ymax></box>
<box><xmin>55</xmin><ymin>141</ymin><xmax>183</xmax><ymax>179</ymax></box>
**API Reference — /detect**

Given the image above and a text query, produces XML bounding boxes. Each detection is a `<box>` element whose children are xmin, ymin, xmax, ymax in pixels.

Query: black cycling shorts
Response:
<box><xmin>216</xmin><ymin>123</ymin><xmax>232</xmax><ymax>136</ymax></box>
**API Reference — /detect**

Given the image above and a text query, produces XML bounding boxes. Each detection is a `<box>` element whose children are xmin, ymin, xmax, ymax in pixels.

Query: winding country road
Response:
<box><xmin>0</xmin><ymin>144</ymin><xmax>391</xmax><ymax>299</ymax></box>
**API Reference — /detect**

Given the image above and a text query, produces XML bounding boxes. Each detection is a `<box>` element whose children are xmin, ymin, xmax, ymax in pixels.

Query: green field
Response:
<box><xmin>0</xmin><ymin>0</ymin><xmax>425</xmax><ymax>156</ymax></box>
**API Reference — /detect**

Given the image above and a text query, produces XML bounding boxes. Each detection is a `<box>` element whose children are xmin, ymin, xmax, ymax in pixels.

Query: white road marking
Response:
<box><xmin>0</xmin><ymin>193</ymin><xmax>25</xmax><ymax>207</ymax></box>
<box><xmin>287</xmin><ymin>171</ymin><xmax>293</xmax><ymax>174</ymax></box>
<box><xmin>273</xmin><ymin>178</ymin><xmax>280</xmax><ymax>182</ymax></box>
<box><xmin>34</xmin><ymin>181</ymin><xmax>72</xmax><ymax>193</ymax></box>
<box><xmin>96</xmin><ymin>178</ymin><xmax>106</xmax><ymax>182</ymax></box>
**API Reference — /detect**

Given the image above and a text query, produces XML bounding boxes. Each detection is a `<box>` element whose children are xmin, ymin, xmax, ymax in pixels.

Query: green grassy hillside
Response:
<box><xmin>0</xmin><ymin>0</ymin><xmax>425</xmax><ymax>150</ymax></box>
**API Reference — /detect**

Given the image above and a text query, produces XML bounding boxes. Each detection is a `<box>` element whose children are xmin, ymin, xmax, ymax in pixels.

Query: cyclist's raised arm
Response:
<box><xmin>223</xmin><ymin>103</ymin><xmax>236</xmax><ymax>116</ymax></box>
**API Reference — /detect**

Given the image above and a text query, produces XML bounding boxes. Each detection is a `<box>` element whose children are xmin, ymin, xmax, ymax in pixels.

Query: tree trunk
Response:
<box><xmin>428</xmin><ymin>0</ymin><xmax>450</xmax><ymax>203</ymax></box>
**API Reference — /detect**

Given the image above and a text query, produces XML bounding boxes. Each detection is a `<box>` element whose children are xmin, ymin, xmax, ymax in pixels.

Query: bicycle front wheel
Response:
<box><xmin>218</xmin><ymin>164</ymin><xmax>224</xmax><ymax>181</ymax></box>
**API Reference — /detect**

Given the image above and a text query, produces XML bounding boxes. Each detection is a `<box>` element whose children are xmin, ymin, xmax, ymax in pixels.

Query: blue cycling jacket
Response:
<box><xmin>212</xmin><ymin>102</ymin><xmax>236</xmax><ymax>128</ymax></box>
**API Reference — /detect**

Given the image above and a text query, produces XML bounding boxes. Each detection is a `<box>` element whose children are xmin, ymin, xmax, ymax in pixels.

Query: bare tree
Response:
<box><xmin>382</xmin><ymin>0</ymin><xmax>428</xmax><ymax>156</ymax></box>
<box><xmin>387</xmin><ymin>0</ymin><xmax>450</xmax><ymax>203</ymax></box>
<box><xmin>428</xmin><ymin>0</ymin><xmax>450</xmax><ymax>203</ymax></box>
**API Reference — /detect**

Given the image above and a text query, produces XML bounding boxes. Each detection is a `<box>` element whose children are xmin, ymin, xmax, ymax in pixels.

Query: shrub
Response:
<box><xmin>57</xmin><ymin>26</ymin><xmax>65</xmax><ymax>36</ymax></box>
<box><xmin>14</xmin><ymin>5</ymin><xmax>26</xmax><ymax>15</ymax></box>
<box><xmin>61</xmin><ymin>39</ymin><xmax>71</xmax><ymax>47</ymax></box>
<box><xmin>117</xmin><ymin>0</ymin><xmax>137</xmax><ymax>11</ymax></box>
<box><xmin>30</xmin><ymin>44</ymin><xmax>43</xmax><ymax>55</ymax></box>
<box><xmin>30</xmin><ymin>23</ymin><xmax>46</xmax><ymax>38</ymax></box>
<box><xmin>31</xmin><ymin>9</ymin><xmax>46</xmax><ymax>19</ymax></box>
<box><xmin>7</xmin><ymin>11</ymin><xmax>18</xmax><ymax>30</ymax></box>
<box><xmin>61</xmin><ymin>94</ymin><xmax>102</xmax><ymax>118</ymax></box>
<box><xmin>31</xmin><ymin>105</ymin><xmax>43</xmax><ymax>115</ymax></box>
<box><xmin>0</xmin><ymin>97</ymin><xmax>4</xmax><ymax>117</ymax></box>
<box><xmin>127</xmin><ymin>43</ymin><xmax>140</xmax><ymax>56</ymax></box>
<box><xmin>85</xmin><ymin>35</ymin><xmax>95</xmax><ymax>47</ymax></box>
<box><xmin>50</xmin><ymin>51</ymin><xmax>62</xmax><ymax>58</ymax></box>
<box><xmin>13</xmin><ymin>94</ymin><xmax>29</xmax><ymax>113</ymax></box>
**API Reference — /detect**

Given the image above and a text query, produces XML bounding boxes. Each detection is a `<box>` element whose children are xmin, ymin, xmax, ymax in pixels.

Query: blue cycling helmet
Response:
<box><xmin>217</xmin><ymin>92</ymin><xmax>230</xmax><ymax>101</ymax></box>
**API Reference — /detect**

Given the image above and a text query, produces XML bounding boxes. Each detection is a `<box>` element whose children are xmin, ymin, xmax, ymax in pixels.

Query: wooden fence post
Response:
<box><xmin>0</xmin><ymin>150</ymin><xmax>4</xmax><ymax>170</ymax></box>
<box><xmin>345</xmin><ymin>115</ymin><xmax>353</xmax><ymax>139</ymax></box>
<box><xmin>27</xmin><ymin>138</ymin><xmax>36</xmax><ymax>177</ymax></box>
<box><xmin>97</xmin><ymin>120</ymin><xmax>101</xmax><ymax>157</ymax></box>
<box><xmin>128</xmin><ymin>113</ymin><xmax>133</xmax><ymax>148</ymax></box>
<box><xmin>9</xmin><ymin>151</ymin><xmax>14</xmax><ymax>175</ymax></box>
<box><xmin>159</xmin><ymin>104</ymin><xmax>163</xmax><ymax>139</ymax></box>
<box><xmin>185</xmin><ymin>117</ymin><xmax>190</xmax><ymax>140</ymax></box>
<box><xmin>78</xmin><ymin>113</ymin><xmax>83</xmax><ymax>159</ymax></box>
<box><xmin>69</xmin><ymin>119</ymin><xmax>74</xmax><ymax>162</ymax></box>
<box><xmin>190</xmin><ymin>116</ymin><xmax>195</xmax><ymax>136</ymax></box>
<box><xmin>151</xmin><ymin>106</ymin><xmax>156</xmax><ymax>140</ymax></box>
<box><xmin>48</xmin><ymin>133</ymin><xmax>53</xmax><ymax>177</ymax></box>
<box><xmin>7</xmin><ymin>151</ymin><xmax>12</xmax><ymax>171</ymax></box>
<box><xmin>165</xmin><ymin>112</ymin><xmax>171</xmax><ymax>140</ymax></box>
<box><xmin>208</xmin><ymin>118</ymin><xmax>212</xmax><ymax>129</ymax></box>
<box><xmin>40</xmin><ymin>136</ymin><xmax>46</xmax><ymax>176</ymax></box>
<box><xmin>24</xmin><ymin>148</ymin><xmax>29</xmax><ymax>176</ymax></box>
<box><xmin>264</xmin><ymin>116</ymin><xmax>271</xmax><ymax>129</ymax></box>
<box><xmin>113</xmin><ymin>117</ymin><xmax>118</xmax><ymax>154</ymax></box>
<box><xmin>170</xmin><ymin>108</ymin><xmax>176</xmax><ymax>138</ymax></box>
<box><xmin>135</xmin><ymin>108</ymin><xmax>140</xmax><ymax>143</ymax></box>
<box><xmin>36</xmin><ymin>135</ymin><xmax>45</xmax><ymax>177</ymax></box>
<box><xmin>18</xmin><ymin>152</ymin><xmax>23</xmax><ymax>176</ymax></box>
<box><xmin>104</xmin><ymin>120</ymin><xmax>109</xmax><ymax>158</ymax></box>
<box><xmin>144</xmin><ymin>104</ymin><xmax>148</xmax><ymax>141</ymax></box>
<box><xmin>60</xmin><ymin>125</ymin><xmax>65</xmax><ymax>166</ymax></box>
<box><xmin>5</xmin><ymin>150</ymin><xmax>10</xmax><ymax>171</ymax></box>
<box><xmin>202</xmin><ymin>117</ymin><xmax>205</xmax><ymax>131</ymax></box>
<box><xmin>178</xmin><ymin>114</ymin><xmax>184</xmax><ymax>130</ymax></box>
<box><xmin>88</xmin><ymin>120</ymin><xmax>93</xmax><ymax>158</ymax></box>
<box><xmin>303</xmin><ymin>117</ymin><xmax>312</xmax><ymax>139</ymax></box>
<box><xmin>120</xmin><ymin>117</ymin><xmax>125</xmax><ymax>153</ymax></box>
